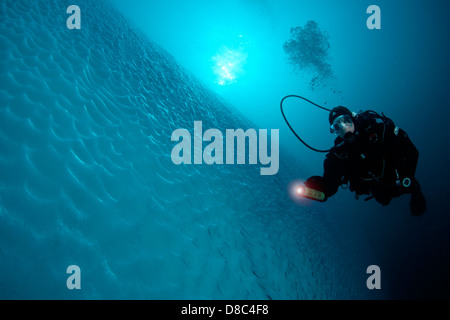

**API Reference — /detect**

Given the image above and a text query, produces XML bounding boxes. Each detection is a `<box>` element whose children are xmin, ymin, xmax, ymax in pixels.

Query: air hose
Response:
<box><xmin>280</xmin><ymin>95</ymin><xmax>332</xmax><ymax>153</ymax></box>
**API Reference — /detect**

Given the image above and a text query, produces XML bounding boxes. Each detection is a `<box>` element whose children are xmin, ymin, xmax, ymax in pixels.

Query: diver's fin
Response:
<box><xmin>410</xmin><ymin>180</ymin><xmax>426</xmax><ymax>216</ymax></box>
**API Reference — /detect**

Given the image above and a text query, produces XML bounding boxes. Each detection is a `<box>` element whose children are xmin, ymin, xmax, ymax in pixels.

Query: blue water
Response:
<box><xmin>0</xmin><ymin>0</ymin><xmax>449</xmax><ymax>299</ymax></box>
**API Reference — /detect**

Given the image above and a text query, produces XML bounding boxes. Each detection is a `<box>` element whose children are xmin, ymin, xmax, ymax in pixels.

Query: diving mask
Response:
<box><xmin>330</xmin><ymin>114</ymin><xmax>354</xmax><ymax>137</ymax></box>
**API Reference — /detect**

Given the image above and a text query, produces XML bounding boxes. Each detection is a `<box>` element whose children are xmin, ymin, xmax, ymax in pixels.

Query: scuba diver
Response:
<box><xmin>281</xmin><ymin>96</ymin><xmax>426</xmax><ymax>216</ymax></box>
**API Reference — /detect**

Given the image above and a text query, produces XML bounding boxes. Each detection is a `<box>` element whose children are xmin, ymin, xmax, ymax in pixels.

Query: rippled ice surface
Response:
<box><xmin>0</xmin><ymin>0</ymin><xmax>371</xmax><ymax>299</ymax></box>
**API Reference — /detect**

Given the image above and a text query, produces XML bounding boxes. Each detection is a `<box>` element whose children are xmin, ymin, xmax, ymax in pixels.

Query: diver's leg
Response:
<box><xmin>410</xmin><ymin>178</ymin><xmax>426</xmax><ymax>216</ymax></box>
<box><xmin>374</xmin><ymin>191</ymin><xmax>392</xmax><ymax>206</ymax></box>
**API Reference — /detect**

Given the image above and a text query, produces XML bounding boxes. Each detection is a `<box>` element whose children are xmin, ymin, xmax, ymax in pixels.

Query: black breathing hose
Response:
<box><xmin>280</xmin><ymin>95</ymin><xmax>332</xmax><ymax>153</ymax></box>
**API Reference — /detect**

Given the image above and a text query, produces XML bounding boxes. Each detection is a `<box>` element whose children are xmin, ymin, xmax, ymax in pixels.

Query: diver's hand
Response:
<box><xmin>305</xmin><ymin>176</ymin><xmax>325</xmax><ymax>190</ymax></box>
<box><xmin>305</xmin><ymin>176</ymin><xmax>327</xmax><ymax>201</ymax></box>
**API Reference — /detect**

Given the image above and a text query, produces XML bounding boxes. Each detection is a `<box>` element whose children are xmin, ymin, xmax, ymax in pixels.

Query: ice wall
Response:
<box><xmin>0</xmin><ymin>0</ymin><xmax>372</xmax><ymax>299</ymax></box>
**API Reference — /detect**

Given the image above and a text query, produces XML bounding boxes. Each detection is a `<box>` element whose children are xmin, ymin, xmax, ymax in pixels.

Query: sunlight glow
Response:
<box><xmin>212</xmin><ymin>43</ymin><xmax>247</xmax><ymax>86</ymax></box>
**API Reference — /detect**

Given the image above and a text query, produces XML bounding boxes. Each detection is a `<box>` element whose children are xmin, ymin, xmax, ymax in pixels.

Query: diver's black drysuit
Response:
<box><xmin>305</xmin><ymin>110</ymin><xmax>426</xmax><ymax>215</ymax></box>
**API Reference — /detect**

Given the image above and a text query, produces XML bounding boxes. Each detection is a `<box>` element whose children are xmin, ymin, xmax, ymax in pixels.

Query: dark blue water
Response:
<box><xmin>0</xmin><ymin>0</ymin><xmax>449</xmax><ymax>299</ymax></box>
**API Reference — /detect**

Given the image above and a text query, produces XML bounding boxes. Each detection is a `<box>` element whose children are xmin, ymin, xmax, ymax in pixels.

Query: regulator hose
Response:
<box><xmin>280</xmin><ymin>95</ymin><xmax>332</xmax><ymax>153</ymax></box>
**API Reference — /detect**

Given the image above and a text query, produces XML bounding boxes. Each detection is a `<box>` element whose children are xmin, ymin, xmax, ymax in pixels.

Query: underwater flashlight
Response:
<box><xmin>295</xmin><ymin>185</ymin><xmax>326</xmax><ymax>202</ymax></box>
<box><xmin>296</xmin><ymin>186</ymin><xmax>305</xmax><ymax>196</ymax></box>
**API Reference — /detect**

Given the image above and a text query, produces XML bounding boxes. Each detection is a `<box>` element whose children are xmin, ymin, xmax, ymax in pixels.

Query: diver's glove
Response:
<box><xmin>304</xmin><ymin>176</ymin><xmax>328</xmax><ymax>201</ymax></box>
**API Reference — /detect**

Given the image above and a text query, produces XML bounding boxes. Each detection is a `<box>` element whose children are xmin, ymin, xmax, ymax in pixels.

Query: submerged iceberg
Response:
<box><xmin>0</xmin><ymin>0</ymin><xmax>373</xmax><ymax>299</ymax></box>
